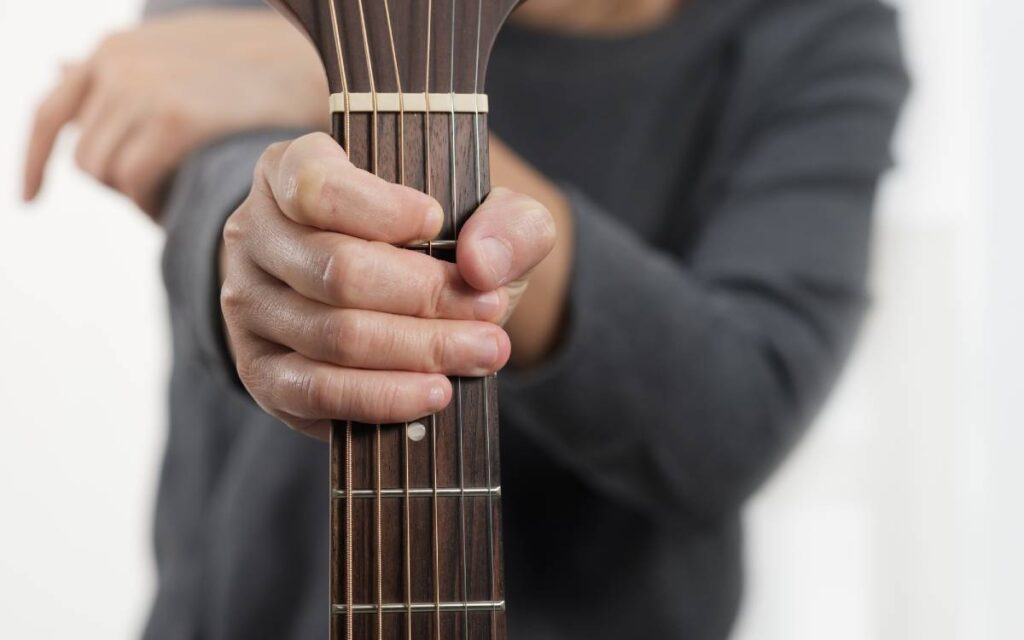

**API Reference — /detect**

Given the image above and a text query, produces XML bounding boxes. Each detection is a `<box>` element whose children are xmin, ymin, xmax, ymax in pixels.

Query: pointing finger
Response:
<box><xmin>23</xmin><ymin>63</ymin><xmax>91</xmax><ymax>201</ymax></box>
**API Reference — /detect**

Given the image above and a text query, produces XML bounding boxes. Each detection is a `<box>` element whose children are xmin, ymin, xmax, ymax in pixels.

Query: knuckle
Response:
<box><xmin>422</xmin><ymin>267</ymin><xmax>448</xmax><ymax>317</ymax></box>
<box><xmin>318</xmin><ymin>250</ymin><xmax>343</xmax><ymax>302</ymax></box>
<box><xmin>90</xmin><ymin>61</ymin><xmax>120</xmax><ymax>89</ymax></box>
<box><xmin>96</xmin><ymin>32</ymin><xmax>126</xmax><ymax>56</ymax></box>
<box><xmin>256</xmin><ymin>142</ymin><xmax>286</xmax><ymax>178</ymax></box>
<box><xmin>154</xmin><ymin>99</ymin><xmax>187</xmax><ymax>130</ymax></box>
<box><xmin>266</xmin><ymin>140</ymin><xmax>290</xmax><ymax>155</ymax></box>
<box><xmin>221</xmin><ymin>212</ymin><xmax>245</xmax><ymax>249</ymax></box>
<box><xmin>235</xmin><ymin>357</ymin><xmax>257</xmax><ymax>391</ymax></box>
<box><xmin>219</xmin><ymin>280</ymin><xmax>248</xmax><ymax>316</ymax></box>
<box><xmin>322</xmin><ymin>245</ymin><xmax>370</xmax><ymax>305</ymax></box>
<box><xmin>236</xmin><ymin>352</ymin><xmax>270</xmax><ymax>399</ymax></box>
<box><xmin>72</xmin><ymin>143</ymin><xmax>93</xmax><ymax>174</ymax></box>
<box><xmin>361</xmin><ymin>377</ymin><xmax>402</xmax><ymax>423</ymax></box>
<box><xmin>380</xmin><ymin>382</ymin><xmax>405</xmax><ymax>422</ymax></box>
<box><xmin>428</xmin><ymin>329</ymin><xmax>451</xmax><ymax>371</ymax></box>
<box><xmin>111</xmin><ymin>160</ymin><xmax>142</xmax><ymax>193</ymax></box>
<box><xmin>300</xmin><ymin>369</ymin><xmax>331</xmax><ymax>415</ymax></box>
<box><xmin>324</xmin><ymin>311</ymin><xmax>359</xmax><ymax>363</ymax></box>
<box><xmin>378</xmin><ymin>190</ymin><xmax>416</xmax><ymax>238</ymax></box>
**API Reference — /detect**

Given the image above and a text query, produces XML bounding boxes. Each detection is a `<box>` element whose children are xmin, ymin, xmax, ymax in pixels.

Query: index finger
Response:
<box><xmin>23</xmin><ymin>63</ymin><xmax>91</xmax><ymax>201</ymax></box>
<box><xmin>259</xmin><ymin>132</ymin><xmax>445</xmax><ymax>245</ymax></box>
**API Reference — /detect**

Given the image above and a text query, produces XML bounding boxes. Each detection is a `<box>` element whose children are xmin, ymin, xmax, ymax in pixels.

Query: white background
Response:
<box><xmin>0</xmin><ymin>1</ymin><xmax>1020</xmax><ymax>638</ymax></box>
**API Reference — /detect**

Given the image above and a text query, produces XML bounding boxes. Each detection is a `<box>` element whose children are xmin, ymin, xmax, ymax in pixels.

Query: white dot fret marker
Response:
<box><xmin>407</xmin><ymin>422</ymin><xmax>427</xmax><ymax>442</ymax></box>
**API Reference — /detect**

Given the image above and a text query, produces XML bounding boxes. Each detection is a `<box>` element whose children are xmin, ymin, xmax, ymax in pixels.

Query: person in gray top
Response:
<box><xmin>23</xmin><ymin>0</ymin><xmax>908</xmax><ymax>638</ymax></box>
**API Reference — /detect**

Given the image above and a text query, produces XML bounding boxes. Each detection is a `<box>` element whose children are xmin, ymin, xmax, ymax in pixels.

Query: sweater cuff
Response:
<box><xmin>161</xmin><ymin>129</ymin><xmax>304</xmax><ymax>386</ymax></box>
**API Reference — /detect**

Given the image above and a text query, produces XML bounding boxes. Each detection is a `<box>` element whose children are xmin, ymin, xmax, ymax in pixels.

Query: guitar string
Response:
<box><xmin>346</xmin><ymin>423</ymin><xmax>354</xmax><ymax>640</ymax></box>
<box><xmin>448</xmin><ymin>1</ymin><xmax>459</xmax><ymax>240</ymax></box>
<box><xmin>457</xmin><ymin>379</ymin><xmax>470</xmax><ymax>639</ymax></box>
<box><xmin>423</xmin><ymin>3</ymin><xmax>442</xmax><ymax>638</ymax></box>
<box><xmin>326</xmin><ymin>4</ymin><xmax>353</xmax><ymax>638</ymax></box>
<box><xmin>375</xmin><ymin>422</ymin><xmax>383</xmax><ymax>639</ymax></box>
<box><xmin>352</xmin><ymin>4</ymin><xmax>383</xmax><ymax>638</ymax></box>
<box><xmin>382</xmin><ymin>0</ymin><xmax>406</xmax><ymax>186</ymax></box>
<box><xmin>403</xmin><ymin>431</ymin><xmax>413</xmax><ymax>640</ymax></box>
<box><xmin>328</xmin><ymin>0</ymin><xmax>351</xmax><ymax>154</ymax></box>
<box><xmin>424</xmin><ymin>0</ymin><xmax>433</xmax><ymax>218</ymax></box>
<box><xmin>470</xmin><ymin>4</ymin><xmax>499</xmax><ymax>637</ymax></box>
<box><xmin>431</xmin><ymin>411</ymin><xmax>441</xmax><ymax>639</ymax></box>
<box><xmin>449</xmin><ymin>2</ymin><xmax>471</xmax><ymax>638</ymax></box>
<box><xmin>355</xmin><ymin>1</ymin><xmax>379</xmax><ymax>176</ymax></box>
<box><xmin>328</xmin><ymin>4</ymin><xmax>499</xmax><ymax>636</ymax></box>
<box><xmin>379</xmin><ymin>2</ymin><xmax>412</xmax><ymax>637</ymax></box>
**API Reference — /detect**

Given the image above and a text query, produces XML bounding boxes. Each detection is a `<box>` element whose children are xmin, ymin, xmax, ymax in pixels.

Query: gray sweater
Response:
<box><xmin>145</xmin><ymin>0</ymin><xmax>908</xmax><ymax>638</ymax></box>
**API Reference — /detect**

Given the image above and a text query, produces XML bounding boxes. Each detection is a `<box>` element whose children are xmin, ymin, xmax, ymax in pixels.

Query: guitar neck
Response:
<box><xmin>263</xmin><ymin>2</ymin><xmax>521</xmax><ymax>637</ymax></box>
<box><xmin>329</xmin><ymin>103</ymin><xmax>507</xmax><ymax>640</ymax></box>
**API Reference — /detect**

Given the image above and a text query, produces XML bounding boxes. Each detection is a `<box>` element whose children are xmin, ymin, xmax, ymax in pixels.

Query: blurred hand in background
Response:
<box><xmin>22</xmin><ymin>8</ymin><xmax>329</xmax><ymax>217</ymax></box>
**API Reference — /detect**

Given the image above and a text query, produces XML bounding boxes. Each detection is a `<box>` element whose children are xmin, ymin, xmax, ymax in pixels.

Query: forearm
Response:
<box><xmin>497</xmin><ymin>191</ymin><xmax>854</xmax><ymax>524</ymax></box>
<box><xmin>489</xmin><ymin>142</ymin><xmax>815</xmax><ymax>523</ymax></box>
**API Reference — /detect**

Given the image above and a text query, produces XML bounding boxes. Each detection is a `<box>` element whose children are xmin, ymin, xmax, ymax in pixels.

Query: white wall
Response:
<box><xmin>0</xmin><ymin>1</ymin><xmax>1019</xmax><ymax>639</ymax></box>
<box><xmin>0</xmin><ymin>2</ymin><xmax>164</xmax><ymax>638</ymax></box>
<box><xmin>977</xmin><ymin>1</ymin><xmax>1024</xmax><ymax>637</ymax></box>
<box><xmin>735</xmin><ymin>1</ymin><xmax>1022</xmax><ymax>639</ymax></box>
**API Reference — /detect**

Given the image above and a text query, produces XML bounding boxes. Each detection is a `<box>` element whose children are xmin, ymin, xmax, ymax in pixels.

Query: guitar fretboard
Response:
<box><xmin>263</xmin><ymin>2</ymin><xmax>519</xmax><ymax>638</ymax></box>
<box><xmin>328</xmin><ymin>106</ymin><xmax>506</xmax><ymax>640</ymax></box>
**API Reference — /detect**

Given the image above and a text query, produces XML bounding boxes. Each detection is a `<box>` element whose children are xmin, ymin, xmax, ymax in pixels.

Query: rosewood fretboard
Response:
<box><xmin>266</xmin><ymin>2</ymin><xmax>520</xmax><ymax>639</ymax></box>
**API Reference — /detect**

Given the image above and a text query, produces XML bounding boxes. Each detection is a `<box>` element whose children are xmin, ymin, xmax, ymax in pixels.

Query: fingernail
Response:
<box><xmin>421</xmin><ymin>204</ymin><xmax>444</xmax><ymax>241</ymax></box>
<box><xmin>475</xmin><ymin>334</ymin><xmax>501</xmax><ymax>370</ymax></box>
<box><xmin>427</xmin><ymin>383</ymin><xmax>447</xmax><ymax>411</ymax></box>
<box><xmin>479</xmin><ymin>237</ymin><xmax>512</xmax><ymax>285</ymax></box>
<box><xmin>473</xmin><ymin>291</ymin><xmax>501</xmax><ymax>320</ymax></box>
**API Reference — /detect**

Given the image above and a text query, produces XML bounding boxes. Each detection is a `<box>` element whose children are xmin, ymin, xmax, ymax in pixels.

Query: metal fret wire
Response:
<box><xmin>334</xmin><ymin>600</ymin><xmax>505</xmax><ymax>614</ymax></box>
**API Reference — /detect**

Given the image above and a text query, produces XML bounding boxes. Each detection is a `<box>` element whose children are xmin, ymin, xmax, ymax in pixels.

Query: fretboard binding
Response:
<box><xmin>331</xmin><ymin>600</ymin><xmax>506</xmax><ymax>614</ymax></box>
<box><xmin>332</xmin><ymin>487</ymin><xmax>501</xmax><ymax>499</ymax></box>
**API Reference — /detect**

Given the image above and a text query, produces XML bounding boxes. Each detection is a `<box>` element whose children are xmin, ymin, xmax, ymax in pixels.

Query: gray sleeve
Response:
<box><xmin>143</xmin><ymin>0</ymin><xmax>266</xmax><ymax>18</ymax></box>
<box><xmin>498</xmin><ymin>2</ymin><xmax>909</xmax><ymax>522</ymax></box>
<box><xmin>161</xmin><ymin>130</ymin><xmax>304</xmax><ymax>387</ymax></box>
<box><xmin>140</xmin><ymin>0</ymin><xmax>289</xmax><ymax>385</ymax></box>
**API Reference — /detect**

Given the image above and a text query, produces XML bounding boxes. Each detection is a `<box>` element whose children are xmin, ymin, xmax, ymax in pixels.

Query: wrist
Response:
<box><xmin>505</xmin><ymin>194</ymin><xmax>573</xmax><ymax>369</ymax></box>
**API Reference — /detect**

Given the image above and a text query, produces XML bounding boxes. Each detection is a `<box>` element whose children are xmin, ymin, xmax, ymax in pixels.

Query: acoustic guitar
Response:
<box><xmin>265</xmin><ymin>2</ymin><xmax>521</xmax><ymax>638</ymax></box>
